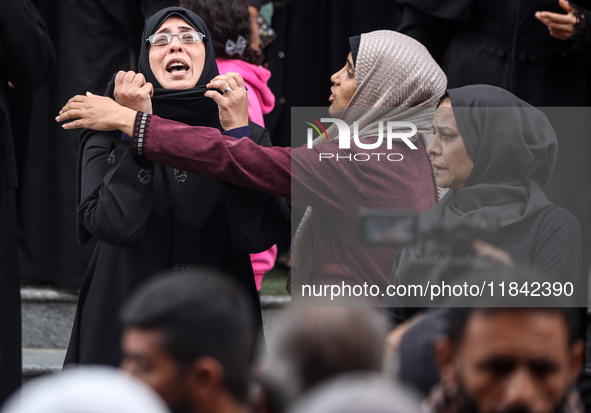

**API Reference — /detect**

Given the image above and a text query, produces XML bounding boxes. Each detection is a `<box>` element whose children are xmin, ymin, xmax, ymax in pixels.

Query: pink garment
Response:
<box><xmin>216</xmin><ymin>57</ymin><xmax>277</xmax><ymax>290</ymax></box>
<box><xmin>251</xmin><ymin>244</ymin><xmax>277</xmax><ymax>290</ymax></box>
<box><xmin>216</xmin><ymin>58</ymin><xmax>275</xmax><ymax>126</ymax></box>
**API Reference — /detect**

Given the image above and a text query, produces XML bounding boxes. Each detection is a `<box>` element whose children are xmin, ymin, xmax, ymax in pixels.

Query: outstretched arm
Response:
<box><xmin>57</xmin><ymin>92</ymin><xmax>137</xmax><ymax>135</ymax></box>
<box><xmin>56</xmin><ymin>86</ymin><xmax>292</xmax><ymax>200</ymax></box>
<box><xmin>57</xmin><ymin>72</ymin><xmax>400</xmax><ymax>210</ymax></box>
<box><xmin>137</xmin><ymin>113</ymin><xmax>292</xmax><ymax>199</ymax></box>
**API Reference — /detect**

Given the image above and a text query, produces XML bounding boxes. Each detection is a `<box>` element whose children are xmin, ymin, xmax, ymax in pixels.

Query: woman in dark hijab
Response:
<box><xmin>65</xmin><ymin>7</ymin><xmax>288</xmax><ymax>366</ymax></box>
<box><xmin>384</xmin><ymin>84</ymin><xmax>581</xmax><ymax>327</ymax></box>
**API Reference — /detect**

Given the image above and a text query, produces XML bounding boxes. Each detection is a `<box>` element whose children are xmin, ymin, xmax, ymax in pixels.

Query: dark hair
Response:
<box><xmin>180</xmin><ymin>0</ymin><xmax>263</xmax><ymax>65</ymax></box>
<box><xmin>268</xmin><ymin>307</ymin><xmax>387</xmax><ymax>398</ymax></box>
<box><xmin>437</xmin><ymin>92</ymin><xmax>450</xmax><ymax>107</ymax></box>
<box><xmin>120</xmin><ymin>269</ymin><xmax>256</xmax><ymax>402</ymax></box>
<box><xmin>446</xmin><ymin>307</ymin><xmax>580</xmax><ymax>349</ymax></box>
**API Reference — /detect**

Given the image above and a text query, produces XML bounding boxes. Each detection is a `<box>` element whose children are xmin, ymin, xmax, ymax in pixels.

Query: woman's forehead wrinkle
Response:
<box><xmin>155</xmin><ymin>24</ymin><xmax>196</xmax><ymax>34</ymax></box>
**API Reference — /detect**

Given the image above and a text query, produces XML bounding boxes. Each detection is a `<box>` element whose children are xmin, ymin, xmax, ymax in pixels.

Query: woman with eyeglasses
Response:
<box><xmin>58</xmin><ymin>30</ymin><xmax>445</xmax><ymax>304</ymax></box>
<box><xmin>63</xmin><ymin>7</ymin><xmax>289</xmax><ymax>367</ymax></box>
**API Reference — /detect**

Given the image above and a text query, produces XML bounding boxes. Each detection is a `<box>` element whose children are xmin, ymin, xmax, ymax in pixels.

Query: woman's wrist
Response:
<box><xmin>131</xmin><ymin>112</ymin><xmax>152</xmax><ymax>157</ymax></box>
<box><xmin>118</xmin><ymin>107</ymin><xmax>138</xmax><ymax>136</ymax></box>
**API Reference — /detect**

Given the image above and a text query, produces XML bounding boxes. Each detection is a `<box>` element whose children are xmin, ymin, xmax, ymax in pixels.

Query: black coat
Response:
<box><xmin>392</xmin><ymin>207</ymin><xmax>583</xmax><ymax>397</ymax></box>
<box><xmin>65</xmin><ymin>122</ymin><xmax>289</xmax><ymax>366</ymax></box>
<box><xmin>398</xmin><ymin>0</ymin><xmax>591</xmax><ymax>106</ymax></box>
<box><xmin>0</xmin><ymin>0</ymin><xmax>55</xmax><ymax>402</ymax></box>
<box><xmin>383</xmin><ymin>205</ymin><xmax>582</xmax><ymax>328</ymax></box>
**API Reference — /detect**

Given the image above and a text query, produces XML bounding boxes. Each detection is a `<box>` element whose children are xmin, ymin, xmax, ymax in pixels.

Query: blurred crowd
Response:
<box><xmin>3</xmin><ymin>267</ymin><xmax>590</xmax><ymax>413</ymax></box>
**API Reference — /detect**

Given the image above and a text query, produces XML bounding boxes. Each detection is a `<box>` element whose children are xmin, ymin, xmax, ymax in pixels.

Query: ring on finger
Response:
<box><xmin>222</xmin><ymin>86</ymin><xmax>232</xmax><ymax>94</ymax></box>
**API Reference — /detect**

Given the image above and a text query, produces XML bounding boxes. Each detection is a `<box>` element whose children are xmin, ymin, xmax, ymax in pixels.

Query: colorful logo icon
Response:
<box><xmin>304</xmin><ymin>116</ymin><xmax>328</xmax><ymax>142</ymax></box>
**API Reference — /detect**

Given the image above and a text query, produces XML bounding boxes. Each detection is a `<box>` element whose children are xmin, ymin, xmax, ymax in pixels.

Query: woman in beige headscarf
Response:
<box><xmin>57</xmin><ymin>30</ymin><xmax>447</xmax><ymax>301</ymax></box>
<box><xmin>289</xmin><ymin>30</ymin><xmax>447</xmax><ymax>295</ymax></box>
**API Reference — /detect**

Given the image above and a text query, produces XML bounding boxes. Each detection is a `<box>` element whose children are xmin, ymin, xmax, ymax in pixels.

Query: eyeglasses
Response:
<box><xmin>146</xmin><ymin>31</ymin><xmax>206</xmax><ymax>46</ymax></box>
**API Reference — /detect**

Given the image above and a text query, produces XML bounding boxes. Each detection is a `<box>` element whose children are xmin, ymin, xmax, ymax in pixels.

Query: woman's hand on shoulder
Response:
<box><xmin>56</xmin><ymin>92</ymin><xmax>136</xmax><ymax>136</ymax></box>
<box><xmin>114</xmin><ymin>70</ymin><xmax>154</xmax><ymax>114</ymax></box>
<box><xmin>205</xmin><ymin>73</ymin><xmax>249</xmax><ymax>131</ymax></box>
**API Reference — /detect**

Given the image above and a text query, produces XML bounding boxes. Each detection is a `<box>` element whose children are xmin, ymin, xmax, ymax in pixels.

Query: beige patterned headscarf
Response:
<box><xmin>290</xmin><ymin>30</ymin><xmax>447</xmax><ymax>291</ymax></box>
<box><xmin>316</xmin><ymin>30</ymin><xmax>447</xmax><ymax>148</ymax></box>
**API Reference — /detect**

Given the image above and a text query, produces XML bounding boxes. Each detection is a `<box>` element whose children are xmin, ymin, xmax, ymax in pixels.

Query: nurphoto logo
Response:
<box><xmin>304</xmin><ymin>117</ymin><xmax>419</xmax><ymax>162</ymax></box>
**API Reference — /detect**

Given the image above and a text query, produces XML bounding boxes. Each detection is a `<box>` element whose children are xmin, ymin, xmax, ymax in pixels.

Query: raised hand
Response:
<box><xmin>114</xmin><ymin>70</ymin><xmax>154</xmax><ymax>114</ymax></box>
<box><xmin>205</xmin><ymin>72</ymin><xmax>249</xmax><ymax>131</ymax></box>
<box><xmin>56</xmin><ymin>92</ymin><xmax>136</xmax><ymax>136</ymax></box>
<box><xmin>535</xmin><ymin>0</ymin><xmax>580</xmax><ymax>40</ymax></box>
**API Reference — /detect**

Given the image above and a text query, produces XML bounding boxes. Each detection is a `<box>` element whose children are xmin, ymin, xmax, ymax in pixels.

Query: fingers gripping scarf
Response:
<box><xmin>104</xmin><ymin>7</ymin><xmax>221</xmax><ymax>128</ymax></box>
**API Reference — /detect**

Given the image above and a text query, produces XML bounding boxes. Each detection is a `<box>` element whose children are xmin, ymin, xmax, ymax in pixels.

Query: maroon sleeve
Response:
<box><xmin>137</xmin><ymin>115</ymin><xmax>435</xmax><ymax>215</ymax></box>
<box><xmin>138</xmin><ymin>115</ymin><xmax>373</xmax><ymax>212</ymax></box>
<box><xmin>139</xmin><ymin>114</ymin><xmax>292</xmax><ymax>199</ymax></box>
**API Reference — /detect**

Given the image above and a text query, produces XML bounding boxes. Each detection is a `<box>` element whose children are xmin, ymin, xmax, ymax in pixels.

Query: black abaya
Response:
<box><xmin>65</xmin><ymin>7</ymin><xmax>289</xmax><ymax>366</ymax></box>
<box><xmin>0</xmin><ymin>0</ymin><xmax>55</xmax><ymax>402</ymax></box>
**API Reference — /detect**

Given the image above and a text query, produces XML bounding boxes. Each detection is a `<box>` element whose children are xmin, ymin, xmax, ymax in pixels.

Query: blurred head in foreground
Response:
<box><xmin>120</xmin><ymin>269</ymin><xmax>256</xmax><ymax>413</ymax></box>
<box><xmin>262</xmin><ymin>305</ymin><xmax>388</xmax><ymax>409</ymax></box>
<box><xmin>2</xmin><ymin>366</ymin><xmax>169</xmax><ymax>413</ymax></box>
<box><xmin>286</xmin><ymin>372</ymin><xmax>422</xmax><ymax>413</ymax></box>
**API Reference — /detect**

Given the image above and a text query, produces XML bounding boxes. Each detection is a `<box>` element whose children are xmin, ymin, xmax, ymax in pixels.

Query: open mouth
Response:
<box><xmin>166</xmin><ymin>61</ymin><xmax>189</xmax><ymax>73</ymax></box>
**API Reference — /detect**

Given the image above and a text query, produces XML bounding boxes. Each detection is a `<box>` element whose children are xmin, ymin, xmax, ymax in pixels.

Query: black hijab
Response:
<box><xmin>384</xmin><ymin>85</ymin><xmax>558</xmax><ymax>305</ymax></box>
<box><xmin>106</xmin><ymin>7</ymin><xmax>221</xmax><ymax>128</ymax></box>
<box><xmin>384</xmin><ymin>85</ymin><xmax>559</xmax><ymax>314</ymax></box>
<box><xmin>424</xmin><ymin>84</ymin><xmax>556</xmax><ymax>229</ymax></box>
<box><xmin>451</xmin><ymin>85</ymin><xmax>557</xmax><ymax>187</ymax></box>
